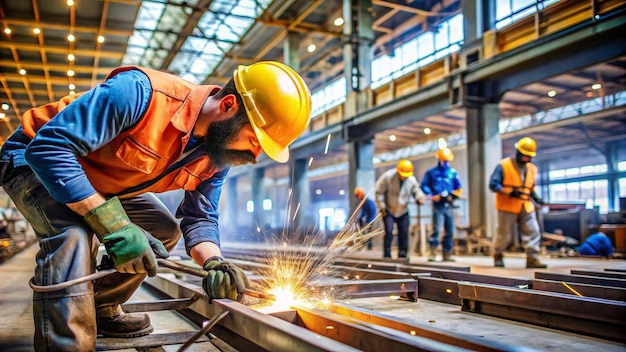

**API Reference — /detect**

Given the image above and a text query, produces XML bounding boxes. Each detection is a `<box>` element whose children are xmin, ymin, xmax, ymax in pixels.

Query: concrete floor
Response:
<box><xmin>1</xmin><ymin>242</ymin><xmax>625</xmax><ymax>351</ymax></box>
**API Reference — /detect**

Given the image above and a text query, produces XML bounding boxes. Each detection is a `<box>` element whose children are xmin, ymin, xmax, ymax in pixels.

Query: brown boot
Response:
<box><xmin>526</xmin><ymin>257</ymin><xmax>547</xmax><ymax>269</ymax></box>
<box><xmin>442</xmin><ymin>251</ymin><xmax>455</xmax><ymax>262</ymax></box>
<box><xmin>428</xmin><ymin>247</ymin><xmax>437</xmax><ymax>261</ymax></box>
<box><xmin>97</xmin><ymin>306</ymin><xmax>153</xmax><ymax>338</ymax></box>
<box><xmin>494</xmin><ymin>253</ymin><xmax>504</xmax><ymax>267</ymax></box>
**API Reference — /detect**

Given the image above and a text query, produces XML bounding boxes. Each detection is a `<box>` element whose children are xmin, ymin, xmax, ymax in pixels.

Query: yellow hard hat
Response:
<box><xmin>354</xmin><ymin>187</ymin><xmax>365</xmax><ymax>198</ymax></box>
<box><xmin>515</xmin><ymin>137</ymin><xmax>537</xmax><ymax>157</ymax></box>
<box><xmin>234</xmin><ymin>61</ymin><xmax>312</xmax><ymax>163</ymax></box>
<box><xmin>436</xmin><ymin>148</ymin><xmax>454</xmax><ymax>161</ymax></box>
<box><xmin>396</xmin><ymin>159</ymin><xmax>414</xmax><ymax>177</ymax></box>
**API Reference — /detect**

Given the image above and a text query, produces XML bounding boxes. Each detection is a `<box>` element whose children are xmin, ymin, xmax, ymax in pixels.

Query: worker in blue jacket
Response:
<box><xmin>420</xmin><ymin>148</ymin><xmax>462</xmax><ymax>262</ymax></box>
<box><xmin>576</xmin><ymin>229</ymin><xmax>614</xmax><ymax>257</ymax></box>
<box><xmin>354</xmin><ymin>187</ymin><xmax>378</xmax><ymax>250</ymax></box>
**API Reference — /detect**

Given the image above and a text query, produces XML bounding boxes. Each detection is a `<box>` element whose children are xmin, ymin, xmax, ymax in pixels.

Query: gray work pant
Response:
<box><xmin>0</xmin><ymin>163</ymin><xmax>181</xmax><ymax>351</ymax></box>
<box><xmin>495</xmin><ymin>208</ymin><xmax>541</xmax><ymax>259</ymax></box>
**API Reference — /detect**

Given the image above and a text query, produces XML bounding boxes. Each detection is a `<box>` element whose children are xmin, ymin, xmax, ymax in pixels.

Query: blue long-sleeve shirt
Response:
<box><xmin>359</xmin><ymin>197</ymin><xmax>377</xmax><ymax>224</ymax></box>
<box><xmin>0</xmin><ymin>69</ymin><xmax>227</xmax><ymax>249</ymax></box>
<box><xmin>577</xmin><ymin>232</ymin><xmax>614</xmax><ymax>257</ymax></box>
<box><xmin>420</xmin><ymin>163</ymin><xmax>461</xmax><ymax>207</ymax></box>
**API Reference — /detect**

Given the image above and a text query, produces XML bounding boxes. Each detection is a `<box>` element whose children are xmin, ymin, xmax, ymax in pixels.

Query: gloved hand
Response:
<box><xmin>84</xmin><ymin>197</ymin><xmax>168</xmax><ymax>277</ymax></box>
<box><xmin>203</xmin><ymin>256</ymin><xmax>250</xmax><ymax>302</ymax></box>
<box><xmin>509</xmin><ymin>190</ymin><xmax>523</xmax><ymax>198</ymax></box>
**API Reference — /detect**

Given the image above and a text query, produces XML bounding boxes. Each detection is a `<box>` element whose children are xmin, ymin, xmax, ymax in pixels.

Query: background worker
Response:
<box><xmin>574</xmin><ymin>227</ymin><xmax>614</xmax><ymax>257</ymax></box>
<box><xmin>375</xmin><ymin>159</ymin><xmax>426</xmax><ymax>258</ymax></box>
<box><xmin>489</xmin><ymin>137</ymin><xmax>547</xmax><ymax>269</ymax></box>
<box><xmin>0</xmin><ymin>62</ymin><xmax>312</xmax><ymax>351</ymax></box>
<box><xmin>354</xmin><ymin>187</ymin><xmax>378</xmax><ymax>250</ymax></box>
<box><xmin>420</xmin><ymin>148</ymin><xmax>462</xmax><ymax>262</ymax></box>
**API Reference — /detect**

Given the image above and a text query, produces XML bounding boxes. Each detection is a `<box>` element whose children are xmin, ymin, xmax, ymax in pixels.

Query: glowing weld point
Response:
<box><xmin>367</xmin><ymin>264</ymin><xmax>372</xmax><ymax>268</ymax></box>
<box><xmin>326</xmin><ymin>325</ymin><xmax>334</xmax><ymax>330</ymax></box>
<box><xmin>410</xmin><ymin>331</ymin><xmax>417</xmax><ymax>336</ymax></box>
<box><xmin>445</xmin><ymin>288</ymin><xmax>452</xmax><ymax>294</ymax></box>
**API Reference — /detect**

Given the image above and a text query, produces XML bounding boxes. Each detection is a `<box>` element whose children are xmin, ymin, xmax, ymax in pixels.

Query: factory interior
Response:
<box><xmin>1</xmin><ymin>0</ymin><xmax>625</xmax><ymax>351</ymax></box>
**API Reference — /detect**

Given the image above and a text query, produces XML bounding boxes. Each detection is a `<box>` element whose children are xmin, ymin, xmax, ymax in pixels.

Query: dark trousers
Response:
<box><xmin>382</xmin><ymin>212</ymin><xmax>409</xmax><ymax>258</ymax></box>
<box><xmin>1</xmin><ymin>161</ymin><xmax>181</xmax><ymax>351</ymax></box>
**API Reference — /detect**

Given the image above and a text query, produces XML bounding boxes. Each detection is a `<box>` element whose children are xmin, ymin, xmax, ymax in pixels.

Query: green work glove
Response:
<box><xmin>202</xmin><ymin>256</ymin><xmax>250</xmax><ymax>302</ymax></box>
<box><xmin>84</xmin><ymin>197</ymin><xmax>168</xmax><ymax>277</ymax></box>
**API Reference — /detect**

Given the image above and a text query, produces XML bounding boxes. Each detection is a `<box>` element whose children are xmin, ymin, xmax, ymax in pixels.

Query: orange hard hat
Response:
<box><xmin>515</xmin><ymin>137</ymin><xmax>537</xmax><ymax>157</ymax></box>
<box><xmin>354</xmin><ymin>187</ymin><xmax>365</xmax><ymax>199</ymax></box>
<box><xmin>396</xmin><ymin>159</ymin><xmax>414</xmax><ymax>177</ymax></box>
<box><xmin>436</xmin><ymin>148</ymin><xmax>454</xmax><ymax>161</ymax></box>
<box><xmin>234</xmin><ymin>61</ymin><xmax>312</xmax><ymax>163</ymax></box>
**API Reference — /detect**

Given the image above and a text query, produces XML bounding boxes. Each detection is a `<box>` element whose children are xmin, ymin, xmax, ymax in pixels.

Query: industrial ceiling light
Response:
<box><xmin>0</xmin><ymin>113</ymin><xmax>6</xmax><ymax>120</ymax></box>
<box><xmin>3</xmin><ymin>28</ymin><xmax>11</xmax><ymax>35</ymax></box>
<box><xmin>68</xmin><ymin>54</ymin><xmax>75</xmax><ymax>61</ymax></box>
<box><xmin>67</xmin><ymin>0</ymin><xmax>75</xmax><ymax>6</ymax></box>
<box><xmin>1</xmin><ymin>103</ymin><xmax>9</xmax><ymax>110</ymax></box>
<box><xmin>315</xmin><ymin>189</ymin><xmax>322</xmax><ymax>195</ymax></box>
<box><xmin>307</xmin><ymin>44</ymin><xmax>316</xmax><ymax>53</ymax></box>
<box><xmin>389</xmin><ymin>134</ymin><xmax>397</xmax><ymax>141</ymax></box>
<box><xmin>97</xmin><ymin>35</ymin><xmax>105</xmax><ymax>43</ymax></box>
<box><xmin>591</xmin><ymin>83</ymin><xmax>602</xmax><ymax>90</ymax></box>
<box><xmin>19</xmin><ymin>69</ymin><xmax>26</xmax><ymax>75</ymax></box>
<box><xmin>338</xmin><ymin>190</ymin><xmax>345</xmax><ymax>196</ymax></box>
<box><xmin>69</xmin><ymin>91</ymin><xmax>76</xmax><ymax>95</ymax></box>
<box><xmin>33</xmin><ymin>28</ymin><xmax>41</xmax><ymax>35</ymax></box>
<box><xmin>333</xmin><ymin>17</ymin><xmax>344</xmax><ymax>26</ymax></box>
<box><xmin>67</xmin><ymin>69</ymin><xmax>75</xmax><ymax>77</ymax></box>
<box><xmin>547</xmin><ymin>90</ymin><xmax>557</xmax><ymax>97</ymax></box>
<box><xmin>69</xmin><ymin>83</ymin><xmax>76</xmax><ymax>90</ymax></box>
<box><xmin>438</xmin><ymin>138</ymin><xmax>448</xmax><ymax>149</ymax></box>
<box><xmin>423</xmin><ymin>127</ymin><xmax>431</xmax><ymax>135</ymax></box>
<box><xmin>67</xmin><ymin>34</ymin><xmax>75</xmax><ymax>42</ymax></box>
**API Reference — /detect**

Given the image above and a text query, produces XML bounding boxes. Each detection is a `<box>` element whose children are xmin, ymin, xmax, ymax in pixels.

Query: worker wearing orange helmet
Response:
<box><xmin>375</xmin><ymin>159</ymin><xmax>426</xmax><ymax>258</ymax></box>
<box><xmin>0</xmin><ymin>62</ymin><xmax>312</xmax><ymax>350</ymax></box>
<box><xmin>489</xmin><ymin>137</ymin><xmax>547</xmax><ymax>269</ymax></box>
<box><xmin>354</xmin><ymin>187</ymin><xmax>378</xmax><ymax>250</ymax></box>
<box><xmin>420</xmin><ymin>148</ymin><xmax>462</xmax><ymax>262</ymax></box>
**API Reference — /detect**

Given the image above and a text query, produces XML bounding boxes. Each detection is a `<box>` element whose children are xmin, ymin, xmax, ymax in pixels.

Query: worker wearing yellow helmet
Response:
<box><xmin>420</xmin><ymin>148</ymin><xmax>462</xmax><ymax>262</ymax></box>
<box><xmin>489</xmin><ymin>137</ymin><xmax>547</xmax><ymax>269</ymax></box>
<box><xmin>375</xmin><ymin>159</ymin><xmax>426</xmax><ymax>258</ymax></box>
<box><xmin>0</xmin><ymin>61</ymin><xmax>312</xmax><ymax>349</ymax></box>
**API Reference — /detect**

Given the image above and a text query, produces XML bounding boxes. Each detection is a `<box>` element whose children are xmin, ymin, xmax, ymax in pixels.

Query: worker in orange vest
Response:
<box><xmin>0</xmin><ymin>62</ymin><xmax>312</xmax><ymax>350</ymax></box>
<box><xmin>489</xmin><ymin>137</ymin><xmax>547</xmax><ymax>268</ymax></box>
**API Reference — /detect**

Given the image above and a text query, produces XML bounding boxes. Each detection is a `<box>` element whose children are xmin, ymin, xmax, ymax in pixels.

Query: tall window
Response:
<box><xmin>547</xmin><ymin>163</ymin><xmax>616</xmax><ymax>214</ymax></box>
<box><xmin>495</xmin><ymin>0</ymin><xmax>560</xmax><ymax>29</ymax></box>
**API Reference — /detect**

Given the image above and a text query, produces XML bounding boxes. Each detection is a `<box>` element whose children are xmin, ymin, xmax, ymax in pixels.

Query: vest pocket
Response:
<box><xmin>174</xmin><ymin>169</ymin><xmax>202</xmax><ymax>191</ymax></box>
<box><xmin>115</xmin><ymin>137</ymin><xmax>161</xmax><ymax>174</ymax></box>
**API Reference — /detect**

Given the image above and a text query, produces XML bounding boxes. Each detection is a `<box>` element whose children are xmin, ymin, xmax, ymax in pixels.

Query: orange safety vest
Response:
<box><xmin>495</xmin><ymin>157</ymin><xmax>537</xmax><ymax>214</ymax></box>
<box><xmin>21</xmin><ymin>66</ymin><xmax>221</xmax><ymax>197</ymax></box>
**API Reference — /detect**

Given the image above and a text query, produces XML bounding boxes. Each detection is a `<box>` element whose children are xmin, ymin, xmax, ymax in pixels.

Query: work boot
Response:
<box><xmin>494</xmin><ymin>253</ymin><xmax>504</xmax><ymax>267</ymax></box>
<box><xmin>428</xmin><ymin>247</ymin><xmax>437</xmax><ymax>262</ymax></box>
<box><xmin>97</xmin><ymin>306</ymin><xmax>153</xmax><ymax>338</ymax></box>
<box><xmin>526</xmin><ymin>257</ymin><xmax>547</xmax><ymax>269</ymax></box>
<box><xmin>442</xmin><ymin>251</ymin><xmax>455</xmax><ymax>262</ymax></box>
<box><xmin>398</xmin><ymin>250</ymin><xmax>407</xmax><ymax>258</ymax></box>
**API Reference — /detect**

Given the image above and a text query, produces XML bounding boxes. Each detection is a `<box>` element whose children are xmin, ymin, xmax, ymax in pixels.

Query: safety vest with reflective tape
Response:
<box><xmin>495</xmin><ymin>157</ymin><xmax>537</xmax><ymax>214</ymax></box>
<box><xmin>20</xmin><ymin>66</ymin><xmax>221</xmax><ymax>197</ymax></box>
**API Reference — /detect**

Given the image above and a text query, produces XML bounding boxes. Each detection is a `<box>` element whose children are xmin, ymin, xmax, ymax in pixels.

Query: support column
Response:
<box><xmin>347</xmin><ymin>139</ymin><xmax>375</xmax><ymax>216</ymax></box>
<box><xmin>606</xmin><ymin>141</ymin><xmax>619</xmax><ymax>212</ymax></box>
<box><xmin>343</xmin><ymin>0</ymin><xmax>373</xmax><ymax>117</ymax></box>
<box><xmin>466</xmin><ymin>103</ymin><xmax>501</xmax><ymax>238</ymax></box>
<box><xmin>224</xmin><ymin>176</ymin><xmax>238</xmax><ymax>229</ymax></box>
<box><xmin>289</xmin><ymin>157</ymin><xmax>312</xmax><ymax>234</ymax></box>
<box><xmin>283</xmin><ymin>31</ymin><xmax>301</xmax><ymax>71</ymax></box>
<box><xmin>249</xmin><ymin>167</ymin><xmax>266</xmax><ymax>230</ymax></box>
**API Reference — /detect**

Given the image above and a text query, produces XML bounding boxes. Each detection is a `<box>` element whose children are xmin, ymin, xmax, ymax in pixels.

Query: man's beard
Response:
<box><xmin>203</xmin><ymin>113</ymin><xmax>258</xmax><ymax>169</ymax></box>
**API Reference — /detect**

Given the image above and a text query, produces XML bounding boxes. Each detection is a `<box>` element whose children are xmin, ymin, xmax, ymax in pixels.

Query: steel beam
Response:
<box><xmin>328</xmin><ymin>303</ymin><xmax>537</xmax><ymax>352</ymax></box>
<box><xmin>144</xmin><ymin>274</ymin><xmax>360</xmax><ymax>352</ymax></box>
<box><xmin>534</xmin><ymin>272</ymin><xmax>626</xmax><ymax>288</ymax></box>
<box><xmin>458</xmin><ymin>282</ymin><xmax>626</xmax><ymax>342</ymax></box>
<box><xmin>531</xmin><ymin>279</ymin><xmax>626</xmax><ymax>301</ymax></box>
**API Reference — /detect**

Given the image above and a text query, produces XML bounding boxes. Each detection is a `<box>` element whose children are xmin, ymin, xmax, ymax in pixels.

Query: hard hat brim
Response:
<box><xmin>250</xmin><ymin>121</ymin><xmax>290</xmax><ymax>163</ymax></box>
<box><xmin>514</xmin><ymin>142</ymin><xmax>537</xmax><ymax>157</ymax></box>
<box><xmin>398</xmin><ymin>171</ymin><xmax>413</xmax><ymax>178</ymax></box>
